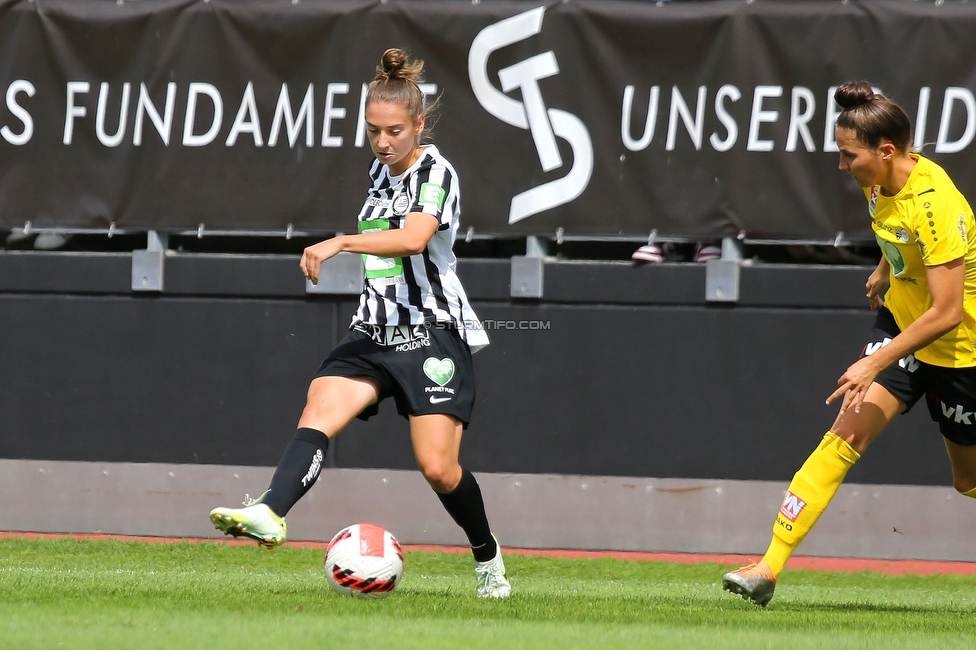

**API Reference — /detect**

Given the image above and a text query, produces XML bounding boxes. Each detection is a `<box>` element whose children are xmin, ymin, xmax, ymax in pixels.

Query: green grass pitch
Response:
<box><xmin>1</xmin><ymin>537</ymin><xmax>974</xmax><ymax>649</ymax></box>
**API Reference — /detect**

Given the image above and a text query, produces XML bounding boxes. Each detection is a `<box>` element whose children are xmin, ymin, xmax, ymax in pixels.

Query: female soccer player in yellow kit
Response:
<box><xmin>723</xmin><ymin>81</ymin><xmax>976</xmax><ymax>606</ymax></box>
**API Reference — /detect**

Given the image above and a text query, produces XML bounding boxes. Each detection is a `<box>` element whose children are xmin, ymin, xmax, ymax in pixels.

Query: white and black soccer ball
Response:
<box><xmin>324</xmin><ymin>523</ymin><xmax>404</xmax><ymax>599</ymax></box>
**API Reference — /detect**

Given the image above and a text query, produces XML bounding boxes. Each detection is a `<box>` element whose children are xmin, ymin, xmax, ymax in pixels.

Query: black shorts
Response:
<box><xmin>315</xmin><ymin>323</ymin><xmax>476</xmax><ymax>427</ymax></box>
<box><xmin>865</xmin><ymin>307</ymin><xmax>976</xmax><ymax>446</ymax></box>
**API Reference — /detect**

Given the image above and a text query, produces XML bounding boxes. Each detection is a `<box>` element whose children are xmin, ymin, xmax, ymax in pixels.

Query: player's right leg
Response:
<box><xmin>723</xmin><ymin>382</ymin><xmax>901</xmax><ymax>606</ymax></box>
<box><xmin>210</xmin><ymin>376</ymin><xmax>379</xmax><ymax>548</ymax></box>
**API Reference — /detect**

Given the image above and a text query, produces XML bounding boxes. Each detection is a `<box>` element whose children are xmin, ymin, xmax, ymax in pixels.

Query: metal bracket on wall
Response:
<box><xmin>510</xmin><ymin>235</ymin><xmax>547</xmax><ymax>299</ymax></box>
<box><xmin>704</xmin><ymin>237</ymin><xmax>744</xmax><ymax>303</ymax></box>
<box><xmin>131</xmin><ymin>230</ymin><xmax>168</xmax><ymax>292</ymax></box>
<box><xmin>305</xmin><ymin>251</ymin><xmax>364</xmax><ymax>295</ymax></box>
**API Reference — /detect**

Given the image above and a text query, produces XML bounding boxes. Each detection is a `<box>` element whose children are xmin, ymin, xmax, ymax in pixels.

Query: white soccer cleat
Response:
<box><xmin>209</xmin><ymin>494</ymin><xmax>287</xmax><ymax>549</ymax></box>
<box><xmin>474</xmin><ymin>535</ymin><xmax>511</xmax><ymax>599</ymax></box>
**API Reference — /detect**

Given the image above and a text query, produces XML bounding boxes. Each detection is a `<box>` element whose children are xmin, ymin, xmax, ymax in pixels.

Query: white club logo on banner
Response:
<box><xmin>468</xmin><ymin>6</ymin><xmax>593</xmax><ymax>224</ymax></box>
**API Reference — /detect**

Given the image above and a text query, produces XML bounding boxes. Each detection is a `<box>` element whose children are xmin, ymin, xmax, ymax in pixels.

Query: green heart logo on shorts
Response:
<box><xmin>423</xmin><ymin>357</ymin><xmax>455</xmax><ymax>386</ymax></box>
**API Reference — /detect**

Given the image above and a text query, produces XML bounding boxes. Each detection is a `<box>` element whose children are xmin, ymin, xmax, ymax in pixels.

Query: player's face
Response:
<box><xmin>836</xmin><ymin>127</ymin><xmax>887</xmax><ymax>188</ymax></box>
<box><xmin>366</xmin><ymin>101</ymin><xmax>425</xmax><ymax>176</ymax></box>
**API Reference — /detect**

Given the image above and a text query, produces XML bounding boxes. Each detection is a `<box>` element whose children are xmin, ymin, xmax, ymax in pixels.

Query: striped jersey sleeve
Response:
<box><xmin>407</xmin><ymin>160</ymin><xmax>455</xmax><ymax>230</ymax></box>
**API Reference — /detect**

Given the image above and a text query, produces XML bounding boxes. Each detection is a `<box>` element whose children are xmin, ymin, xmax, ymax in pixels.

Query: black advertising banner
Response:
<box><xmin>1</xmin><ymin>0</ymin><xmax>976</xmax><ymax>240</ymax></box>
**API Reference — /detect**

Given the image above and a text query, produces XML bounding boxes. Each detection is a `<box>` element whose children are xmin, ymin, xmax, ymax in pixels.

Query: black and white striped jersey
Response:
<box><xmin>349</xmin><ymin>145</ymin><xmax>489</xmax><ymax>352</ymax></box>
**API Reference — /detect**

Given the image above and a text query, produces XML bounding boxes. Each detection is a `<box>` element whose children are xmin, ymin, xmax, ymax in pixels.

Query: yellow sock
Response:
<box><xmin>762</xmin><ymin>535</ymin><xmax>793</xmax><ymax>576</ymax></box>
<box><xmin>761</xmin><ymin>432</ymin><xmax>860</xmax><ymax>577</ymax></box>
<box><xmin>963</xmin><ymin>487</ymin><xmax>976</xmax><ymax>499</ymax></box>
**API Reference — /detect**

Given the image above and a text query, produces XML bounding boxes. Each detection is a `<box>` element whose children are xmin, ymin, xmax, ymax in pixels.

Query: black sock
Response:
<box><xmin>436</xmin><ymin>468</ymin><xmax>497</xmax><ymax>562</ymax></box>
<box><xmin>261</xmin><ymin>428</ymin><xmax>330</xmax><ymax>517</ymax></box>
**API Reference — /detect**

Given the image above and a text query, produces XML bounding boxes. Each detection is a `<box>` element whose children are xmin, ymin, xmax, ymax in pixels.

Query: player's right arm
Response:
<box><xmin>865</xmin><ymin>256</ymin><xmax>889</xmax><ymax>310</ymax></box>
<box><xmin>829</xmin><ymin>255</ymin><xmax>965</xmax><ymax>414</ymax></box>
<box><xmin>300</xmin><ymin>212</ymin><xmax>439</xmax><ymax>284</ymax></box>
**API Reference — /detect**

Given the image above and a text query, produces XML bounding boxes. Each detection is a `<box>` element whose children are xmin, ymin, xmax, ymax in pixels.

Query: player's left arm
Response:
<box><xmin>828</xmin><ymin>256</ymin><xmax>964</xmax><ymax>413</ymax></box>
<box><xmin>301</xmin><ymin>212</ymin><xmax>439</xmax><ymax>284</ymax></box>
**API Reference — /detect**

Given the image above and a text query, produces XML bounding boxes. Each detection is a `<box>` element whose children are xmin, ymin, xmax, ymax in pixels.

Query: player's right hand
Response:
<box><xmin>865</xmin><ymin>268</ymin><xmax>888</xmax><ymax>310</ymax></box>
<box><xmin>301</xmin><ymin>238</ymin><xmax>343</xmax><ymax>285</ymax></box>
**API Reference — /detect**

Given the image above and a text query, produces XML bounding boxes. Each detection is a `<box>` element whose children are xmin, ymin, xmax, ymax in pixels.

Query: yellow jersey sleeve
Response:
<box><xmin>912</xmin><ymin>186</ymin><xmax>968</xmax><ymax>267</ymax></box>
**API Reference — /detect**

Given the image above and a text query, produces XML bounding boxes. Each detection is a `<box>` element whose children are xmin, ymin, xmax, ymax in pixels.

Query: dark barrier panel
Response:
<box><xmin>1</xmin><ymin>0</ymin><xmax>976</xmax><ymax>238</ymax></box>
<box><xmin>0</xmin><ymin>252</ymin><xmax>949</xmax><ymax>487</ymax></box>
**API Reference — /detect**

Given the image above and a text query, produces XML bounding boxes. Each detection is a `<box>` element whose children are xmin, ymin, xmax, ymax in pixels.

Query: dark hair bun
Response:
<box><xmin>381</xmin><ymin>48</ymin><xmax>407</xmax><ymax>79</ymax></box>
<box><xmin>835</xmin><ymin>81</ymin><xmax>875</xmax><ymax>111</ymax></box>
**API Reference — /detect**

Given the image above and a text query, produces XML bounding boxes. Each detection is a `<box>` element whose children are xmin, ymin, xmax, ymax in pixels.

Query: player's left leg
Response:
<box><xmin>410</xmin><ymin>413</ymin><xmax>511</xmax><ymax>598</ymax></box>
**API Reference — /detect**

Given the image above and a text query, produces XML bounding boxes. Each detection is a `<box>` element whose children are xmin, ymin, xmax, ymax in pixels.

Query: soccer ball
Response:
<box><xmin>324</xmin><ymin>523</ymin><xmax>404</xmax><ymax>599</ymax></box>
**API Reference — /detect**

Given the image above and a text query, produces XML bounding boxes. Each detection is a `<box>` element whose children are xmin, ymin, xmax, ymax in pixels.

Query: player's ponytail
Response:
<box><xmin>835</xmin><ymin>81</ymin><xmax>913</xmax><ymax>152</ymax></box>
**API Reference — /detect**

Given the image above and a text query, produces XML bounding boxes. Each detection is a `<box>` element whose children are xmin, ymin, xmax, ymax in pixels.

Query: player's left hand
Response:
<box><xmin>826</xmin><ymin>356</ymin><xmax>881</xmax><ymax>415</ymax></box>
<box><xmin>301</xmin><ymin>238</ymin><xmax>343</xmax><ymax>284</ymax></box>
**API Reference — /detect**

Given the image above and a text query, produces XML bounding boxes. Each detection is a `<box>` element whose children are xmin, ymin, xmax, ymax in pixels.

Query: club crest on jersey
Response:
<box><xmin>392</xmin><ymin>194</ymin><xmax>410</xmax><ymax>215</ymax></box>
<box><xmin>895</xmin><ymin>228</ymin><xmax>910</xmax><ymax>243</ymax></box>
<box><xmin>779</xmin><ymin>491</ymin><xmax>806</xmax><ymax>522</ymax></box>
<box><xmin>868</xmin><ymin>186</ymin><xmax>879</xmax><ymax>217</ymax></box>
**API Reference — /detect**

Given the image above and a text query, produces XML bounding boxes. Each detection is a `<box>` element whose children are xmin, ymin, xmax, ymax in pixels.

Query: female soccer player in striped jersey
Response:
<box><xmin>724</xmin><ymin>81</ymin><xmax>976</xmax><ymax>606</ymax></box>
<box><xmin>210</xmin><ymin>48</ymin><xmax>510</xmax><ymax>598</ymax></box>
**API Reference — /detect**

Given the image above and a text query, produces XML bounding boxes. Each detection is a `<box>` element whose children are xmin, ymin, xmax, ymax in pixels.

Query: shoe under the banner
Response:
<box><xmin>632</xmin><ymin>243</ymin><xmax>664</xmax><ymax>263</ymax></box>
<box><xmin>694</xmin><ymin>242</ymin><xmax>722</xmax><ymax>263</ymax></box>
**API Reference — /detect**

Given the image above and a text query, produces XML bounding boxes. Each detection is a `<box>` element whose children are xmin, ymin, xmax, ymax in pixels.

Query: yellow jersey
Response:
<box><xmin>867</xmin><ymin>155</ymin><xmax>976</xmax><ymax>367</ymax></box>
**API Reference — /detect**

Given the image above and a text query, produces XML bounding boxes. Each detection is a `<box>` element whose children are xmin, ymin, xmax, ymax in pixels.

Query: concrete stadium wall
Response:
<box><xmin>1</xmin><ymin>251</ymin><xmax>968</xmax><ymax>560</ymax></box>
<box><xmin>1</xmin><ymin>459</ymin><xmax>969</xmax><ymax>562</ymax></box>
